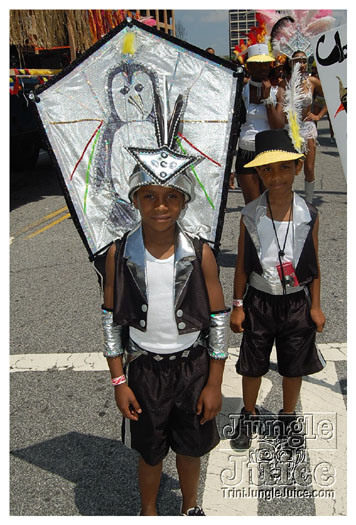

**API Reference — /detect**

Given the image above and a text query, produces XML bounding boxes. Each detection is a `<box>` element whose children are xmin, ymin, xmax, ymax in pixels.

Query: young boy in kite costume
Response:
<box><xmin>32</xmin><ymin>19</ymin><xmax>240</xmax><ymax>515</ymax></box>
<box><xmin>101</xmin><ymin>153</ymin><xmax>229</xmax><ymax>515</ymax></box>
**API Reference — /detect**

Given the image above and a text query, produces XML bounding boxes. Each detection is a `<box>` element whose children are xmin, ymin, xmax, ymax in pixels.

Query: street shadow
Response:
<box><xmin>225</xmin><ymin>205</ymin><xmax>244</xmax><ymax>214</ymax></box>
<box><xmin>11</xmin><ymin>431</ymin><xmax>181</xmax><ymax>516</ymax></box>
<box><xmin>10</xmin><ymin>150</ymin><xmax>64</xmax><ymax>211</ymax></box>
<box><xmin>321</xmin><ymin>151</ymin><xmax>341</xmax><ymax>158</ymax></box>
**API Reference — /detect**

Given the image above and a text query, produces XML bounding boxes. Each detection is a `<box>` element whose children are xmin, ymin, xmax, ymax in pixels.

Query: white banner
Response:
<box><xmin>310</xmin><ymin>24</ymin><xmax>347</xmax><ymax>178</ymax></box>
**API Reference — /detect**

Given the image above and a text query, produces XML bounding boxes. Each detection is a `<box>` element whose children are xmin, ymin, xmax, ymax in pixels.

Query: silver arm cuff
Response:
<box><xmin>208</xmin><ymin>310</ymin><xmax>230</xmax><ymax>360</ymax></box>
<box><xmin>101</xmin><ymin>309</ymin><xmax>124</xmax><ymax>357</ymax></box>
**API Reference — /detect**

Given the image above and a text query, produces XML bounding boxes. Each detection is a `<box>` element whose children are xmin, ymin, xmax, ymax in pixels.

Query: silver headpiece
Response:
<box><xmin>126</xmin><ymin>77</ymin><xmax>204</xmax><ymax>203</ymax></box>
<box><xmin>279</xmin><ymin>26</ymin><xmax>312</xmax><ymax>58</ymax></box>
<box><xmin>127</xmin><ymin>144</ymin><xmax>201</xmax><ymax>202</ymax></box>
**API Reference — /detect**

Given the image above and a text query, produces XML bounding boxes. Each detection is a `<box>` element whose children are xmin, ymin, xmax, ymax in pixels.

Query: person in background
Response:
<box><xmin>230</xmin><ymin>43</ymin><xmax>285</xmax><ymax>203</ymax></box>
<box><xmin>263</xmin><ymin>10</ymin><xmax>336</xmax><ymax>203</ymax></box>
<box><xmin>283</xmin><ymin>51</ymin><xmax>328</xmax><ymax>203</ymax></box>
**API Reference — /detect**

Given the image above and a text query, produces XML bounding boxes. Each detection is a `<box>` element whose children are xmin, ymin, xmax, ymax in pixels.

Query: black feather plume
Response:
<box><xmin>270</xmin><ymin>16</ymin><xmax>295</xmax><ymax>45</ymax></box>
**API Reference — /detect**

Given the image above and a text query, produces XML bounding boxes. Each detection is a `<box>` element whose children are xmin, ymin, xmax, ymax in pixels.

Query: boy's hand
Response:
<box><xmin>310</xmin><ymin>307</ymin><xmax>326</xmax><ymax>332</ymax></box>
<box><xmin>230</xmin><ymin>307</ymin><xmax>245</xmax><ymax>333</ymax></box>
<box><xmin>196</xmin><ymin>384</ymin><xmax>222</xmax><ymax>425</ymax></box>
<box><xmin>114</xmin><ymin>384</ymin><xmax>142</xmax><ymax>421</ymax></box>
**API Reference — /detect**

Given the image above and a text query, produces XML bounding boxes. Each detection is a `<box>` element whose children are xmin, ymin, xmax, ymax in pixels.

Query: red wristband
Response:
<box><xmin>111</xmin><ymin>375</ymin><xmax>126</xmax><ymax>386</ymax></box>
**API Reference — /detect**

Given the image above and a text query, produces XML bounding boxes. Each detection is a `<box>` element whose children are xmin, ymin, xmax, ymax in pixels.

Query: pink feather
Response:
<box><xmin>304</xmin><ymin>17</ymin><xmax>335</xmax><ymax>36</ymax></box>
<box><xmin>139</xmin><ymin>17</ymin><xmax>156</xmax><ymax>27</ymax></box>
<box><xmin>257</xmin><ymin>10</ymin><xmax>281</xmax><ymax>32</ymax></box>
<box><xmin>314</xmin><ymin>10</ymin><xmax>333</xmax><ymax>19</ymax></box>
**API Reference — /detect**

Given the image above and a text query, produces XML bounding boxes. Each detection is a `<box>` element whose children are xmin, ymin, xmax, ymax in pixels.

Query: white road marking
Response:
<box><xmin>9</xmin><ymin>344</ymin><xmax>346</xmax><ymax>516</ymax></box>
<box><xmin>202</xmin><ymin>353</ymin><xmax>273</xmax><ymax>516</ymax></box>
<box><xmin>9</xmin><ymin>344</ymin><xmax>346</xmax><ymax>373</ymax></box>
<box><xmin>301</xmin><ymin>361</ymin><xmax>347</xmax><ymax>516</ymax></box>
<box><xmin>201</xmin><ymin>344</ymin><xmax>347</xmax><ymax>516</ymax></box>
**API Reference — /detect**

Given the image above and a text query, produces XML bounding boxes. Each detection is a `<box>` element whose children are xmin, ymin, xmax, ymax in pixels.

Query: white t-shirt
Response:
<box><xmin>239</xmin><ymin>84</ymin><xmax>278</xmax><ymax>151</ymax></box>
<box><xmin>129</xmin><ymin>249</ymin><xmax>200</xmax><ymax>353</ymax></box>
<box><xmin>255</xmin><ymin>215</ymin><xmax>295</xmax><ymax>291</ymax></box>
<box><xmin>259</xmin><ymin>215</ymin><xmax>294</xmax><ymax>268</ymax></box>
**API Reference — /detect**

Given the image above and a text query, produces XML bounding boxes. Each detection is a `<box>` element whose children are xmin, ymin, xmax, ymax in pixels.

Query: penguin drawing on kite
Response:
<box><xmin>91</xmin><ymin>61</ymin><xmax>165</xmax><ymax>228</ymax></box>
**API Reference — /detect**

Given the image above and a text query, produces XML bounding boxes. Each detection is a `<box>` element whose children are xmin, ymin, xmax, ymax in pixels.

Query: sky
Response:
<box><xmin>174</xmin><ymin>8</ymin><xmax>347</xmax><ymax>58</ymax></box>
<box><xmin>174</xmin><ymin>10</ymin><xmax>230</xmax><ymax>57</ymax></box>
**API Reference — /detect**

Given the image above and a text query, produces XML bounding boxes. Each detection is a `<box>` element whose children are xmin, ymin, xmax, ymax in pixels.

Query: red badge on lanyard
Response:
<box><xmin>276</xmin><ymin>261</ymin><xmax>299</xmax><ymax>288</ymax></box>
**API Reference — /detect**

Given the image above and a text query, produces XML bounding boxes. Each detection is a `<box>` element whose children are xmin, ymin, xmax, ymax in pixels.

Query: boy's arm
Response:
<box><xmin>308</xmin><ymin>215</ymin><xmax>326</xmax><ymax>332</ymax></box>
<box><xmin>103</xmin><ymin>243</ymin><xmax>142</xmax><ymax>420</ymax></box>
<box><xmin>197</xmin><ymin>243</ymin><xmax>228</xmax><ymax>424</ymax></box>
<box><xmin>230</xmin><ymin>218</ymin><xmax>248</xmax><ymax>333</ymax></box>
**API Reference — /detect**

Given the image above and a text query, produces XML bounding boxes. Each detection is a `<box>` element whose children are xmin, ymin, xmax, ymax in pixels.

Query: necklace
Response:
<box><xmin>267</xmin><ymin>193</ymin><xmax>294</xmax><ymax>293</ymax></box>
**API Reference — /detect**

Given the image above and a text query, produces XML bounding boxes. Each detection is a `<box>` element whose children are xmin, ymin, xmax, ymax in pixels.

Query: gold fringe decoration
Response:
<box><xmin>10</xmin><ymin>10</ymin><xmax>68</xmax><ymax>49</ymax></box>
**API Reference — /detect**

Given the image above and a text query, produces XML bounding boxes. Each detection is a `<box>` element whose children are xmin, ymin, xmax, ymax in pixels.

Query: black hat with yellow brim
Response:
<box><xmin>244</xmin><ymin>129</ymin><xmax>305</xmax><ymax>168</ymax></box>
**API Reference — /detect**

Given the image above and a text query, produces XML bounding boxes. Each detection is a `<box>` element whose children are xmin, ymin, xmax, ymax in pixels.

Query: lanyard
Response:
<box><xmin>267</xmin><ymin>193</ymin><xmax>294</xmax><ymax>294</ymax></box>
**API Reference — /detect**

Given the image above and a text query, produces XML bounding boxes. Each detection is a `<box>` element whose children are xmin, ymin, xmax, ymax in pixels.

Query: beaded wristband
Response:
<box><xmin>232</xmin><ymin>299</ymin><xmax>243</xmax><ymax>308</ymax></box>
<box><xmin>111</xmin><ymin>375</ymin><xmax>126</xmax><ymax>386</ymax></box>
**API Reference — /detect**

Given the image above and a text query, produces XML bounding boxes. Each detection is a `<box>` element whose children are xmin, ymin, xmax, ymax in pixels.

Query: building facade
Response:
<box><xmin>229</xmin><ymin>10</ymin><xmax>257</xmax><ymax>58</ymax></box>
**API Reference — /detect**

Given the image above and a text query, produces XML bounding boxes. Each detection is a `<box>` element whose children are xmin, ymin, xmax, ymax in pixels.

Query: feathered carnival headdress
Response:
<box><xmin>257</xmin><ymin>10</ymin><xmax>335</xmax><ymax>153</ymax></box>
<box><xmin>282</xmin><ymin>61</ymin><xmax>305</xmax><ymax>153</ymax></box>
<box><xmin>233</xmin><ymin>13</ymin><xmax>274</xmax><ymax>64</ymax></box>
<box><xmin>257</xmin><ymin>10</ymin><xmax>335</xmax><ymax>59</ymax></box>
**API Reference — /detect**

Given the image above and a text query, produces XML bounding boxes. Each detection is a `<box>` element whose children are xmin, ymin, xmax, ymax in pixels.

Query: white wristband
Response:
<box><xmin>261</xmin><ymin>95</ymin><xmax>274</xmax><ymax>106</ymax></box>
<box><xmin>233</xmin><ymin>299</ymin><xmax>243</xmax><ymax>308</ymax></box>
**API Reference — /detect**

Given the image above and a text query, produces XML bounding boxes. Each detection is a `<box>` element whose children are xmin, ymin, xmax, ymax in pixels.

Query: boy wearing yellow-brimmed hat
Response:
<box><xmin>229</xmin><ymin>128</ymin><xmax>326</xmax><ymax>449</ymax></box>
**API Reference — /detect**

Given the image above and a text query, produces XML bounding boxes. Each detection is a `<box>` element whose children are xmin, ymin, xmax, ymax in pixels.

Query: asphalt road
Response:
<box><xmin>9</xmin><ymin>117</ymin><xmax>346</xmax><ymax>516</ymax></box>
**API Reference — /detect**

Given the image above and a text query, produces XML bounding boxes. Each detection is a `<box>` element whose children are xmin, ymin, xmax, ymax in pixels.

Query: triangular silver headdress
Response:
<box><xmin>127</xmin><ymin>145</ymin><xmax>201</xmax><ymax>203</ymax></box>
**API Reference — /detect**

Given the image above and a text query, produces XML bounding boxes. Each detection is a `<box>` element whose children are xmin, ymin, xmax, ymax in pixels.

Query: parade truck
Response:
<box><xmin>10</xmin><ymin>67</ymin><xmax>62</xmax><ymax>170</ymax></box>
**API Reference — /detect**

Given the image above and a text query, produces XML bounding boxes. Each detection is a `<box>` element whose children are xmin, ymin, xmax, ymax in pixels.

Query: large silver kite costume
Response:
<box><xmin>32</xmin><ymin>18</ymin><xmax>243</xmax><ymax>279</ymax></box>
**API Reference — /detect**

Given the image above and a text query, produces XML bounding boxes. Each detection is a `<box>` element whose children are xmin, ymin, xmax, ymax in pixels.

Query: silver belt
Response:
<box><xmin>127</xmin><ymin>333</ymin><xmax>206</xmax><ymax>362</ymax></box>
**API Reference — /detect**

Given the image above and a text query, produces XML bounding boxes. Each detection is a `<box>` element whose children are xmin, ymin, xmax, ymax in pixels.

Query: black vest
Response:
<box><xmin>112</xmin><ymin>226</ymin><xmax>211</xmax><ymax>335</ymax></box>
<box><xmin>243</xmin><ymin>199</ymin><xmax>319</xmax><ymax>286</ymax></box>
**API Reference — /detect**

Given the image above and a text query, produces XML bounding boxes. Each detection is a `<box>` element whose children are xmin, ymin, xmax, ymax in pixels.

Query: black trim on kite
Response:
<box><xmin>213</xmin><ymin>67</ymin><xmax>244</xmax><ymax>255</ymax></box>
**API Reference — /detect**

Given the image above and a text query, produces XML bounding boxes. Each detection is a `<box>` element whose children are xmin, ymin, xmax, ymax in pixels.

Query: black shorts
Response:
<box><xmin>236</xmin><ymin>287</ymin><xmax>326</xmax><ymax>378</ymax></box>
<box><xmin>235</xmin><ymin>148</ymin><xmax>257</xmax><ymax>175</ymax></box>
<box><xmin>122</xmin><ymin>344</ymin><xmax>220</xmax><ymax>466</ymax></box>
